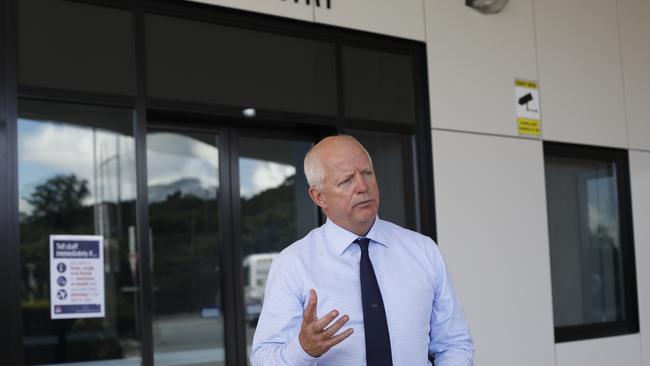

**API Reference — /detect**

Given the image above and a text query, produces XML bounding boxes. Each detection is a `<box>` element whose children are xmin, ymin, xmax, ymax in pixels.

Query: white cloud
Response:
<box><xmin>240</xmin><ymin>158</ymin><xmax>295</xmax><ymax>199</ymax></box>
<box><xmin>146</xmin><ymin>132</ymin><xmax>220</xmax><ymax>189</ymax></box>
<box><xmin>18</xmin><ymin>120</ymin><xmax>138</xmax><ymax>212</ymax></box>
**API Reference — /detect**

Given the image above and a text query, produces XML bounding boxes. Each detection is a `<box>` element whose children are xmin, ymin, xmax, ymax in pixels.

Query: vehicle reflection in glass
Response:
<box><xmin>238</xmin><ymin>137</ymin><xmax>316</xmax><ymax>360</ymax></box>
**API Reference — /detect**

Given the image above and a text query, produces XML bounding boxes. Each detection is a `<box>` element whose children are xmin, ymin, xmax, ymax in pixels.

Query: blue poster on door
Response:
<box><xmin>50</xmin><ymin>235</ymin><xmax>105</xmax><ymax>319</ymax></box>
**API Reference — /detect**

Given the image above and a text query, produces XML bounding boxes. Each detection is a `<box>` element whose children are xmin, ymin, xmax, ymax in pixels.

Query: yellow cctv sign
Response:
<box><xmin>515</xmin><ymin>79</ymin><xmax>541</xmax><ymax>137</ymax></box>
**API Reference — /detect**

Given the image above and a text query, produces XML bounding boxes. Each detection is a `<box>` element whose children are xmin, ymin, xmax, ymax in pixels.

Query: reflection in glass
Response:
<box><xmin>238</xmin><ymin>137</ymin><xmax>316</xmax><ymax>359</ymax></box>
<box><xmin>350</xmin><ymin>130</ymin><xmax>417</xmax><ymax>230</ymax></box>
<box><xmin>546</xmin><ymin>156</ymin><xmax>625</xmax><ymax>327</ymax></box>
<box><xmin>18</xmin><ymin>100</ymin><xmax>140</xmax><ymax>365</ymax></box>
<box><xmin>147</xmin><ymin>130</ymin><xmax>224</xmax><ymax>366</ymax></box>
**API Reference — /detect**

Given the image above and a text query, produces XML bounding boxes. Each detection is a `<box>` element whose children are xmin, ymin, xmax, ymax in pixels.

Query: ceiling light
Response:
<box><xmin>242</xmin><ymin>108</ymin><xmax>256</xmax><ymax>118</ymax></box>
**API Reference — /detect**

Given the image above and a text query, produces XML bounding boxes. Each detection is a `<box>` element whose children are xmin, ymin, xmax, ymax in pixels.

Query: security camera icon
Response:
<box><xmin>518</xmin><ymin>93</ymin><xmax>538</xmax><ymax>113</ymax></box>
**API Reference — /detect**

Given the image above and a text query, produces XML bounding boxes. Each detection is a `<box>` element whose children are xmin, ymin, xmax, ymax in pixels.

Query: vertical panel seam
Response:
<box><xmin>615</xmin><ymin>0</ymin><xmax>631</xmax><ymax>150</ymax></box>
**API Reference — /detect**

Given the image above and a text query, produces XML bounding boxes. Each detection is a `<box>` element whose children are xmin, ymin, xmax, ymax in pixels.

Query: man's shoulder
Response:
<box><xmin>276</xmin><ymin>224</ymin><xmax>325</xmax><ymax>260</ymax></box>
<box><xmin>378</xmin><ymin>218</ymin><xmax>437</xmax><ymax>246</ymax></box>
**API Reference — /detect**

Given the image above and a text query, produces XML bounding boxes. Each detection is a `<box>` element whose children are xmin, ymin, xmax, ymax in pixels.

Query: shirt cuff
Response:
<box><xmin>285</xmin><ymin>336</ymin><xmax>319</xmax><ymax>366</ymax></box>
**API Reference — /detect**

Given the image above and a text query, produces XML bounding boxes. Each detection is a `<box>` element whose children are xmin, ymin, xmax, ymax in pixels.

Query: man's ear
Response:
<box><xmin>308</xmin><ymin>186</ymin><xmax>327</xmax><ymax>209</ymax></box>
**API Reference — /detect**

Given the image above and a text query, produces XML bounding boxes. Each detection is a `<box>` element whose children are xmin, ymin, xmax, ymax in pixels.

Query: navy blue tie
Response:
<box><xmin>355</xmin><ymin>238</ymin><xmax>393</xmax><ymax>366</ymax></box>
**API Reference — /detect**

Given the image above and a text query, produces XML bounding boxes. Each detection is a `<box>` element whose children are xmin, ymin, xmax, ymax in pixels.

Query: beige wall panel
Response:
<box><xmin>556</xmin><ymin>335</ymin><xmax>643</xmax><ymax>366</ymax></box>
<box><xmin>630</xmin><ymin>151</ymin><xmax>650</xmax><ymax>366</ymax></box>
<box><xmin>535</xmin><ymin>0</ymin><xmax>627</xmax><ymax>148</ymax></box>
<box><xmin>314</xmin><ymin>0</ymin><xmax>425</xmax><ymax>41</ymax></box>
<box><xmin>425</xmin><ymin>0</ymin><xmax>538</xmax><ymax>136</ymax></box>
<box><xmin>432</xmin><ymin>130</ymin><xmax>555</xmax><ymax>366</ymax></box>
<box><xmin>188</xmin><ymin>0</ymin><xmax>314</xmax><ymax>22</ymax></box>
<box><xmin>619</xmin><ymin>0</ymin><xmax>650</xmax><ymax>151</ymax></box>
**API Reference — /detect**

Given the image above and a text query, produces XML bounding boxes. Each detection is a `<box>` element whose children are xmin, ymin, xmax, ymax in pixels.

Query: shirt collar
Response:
<box><xmin>324</xmin><ymin>217</ymin><xmax>389</xmax><ymax>255</ymax></box>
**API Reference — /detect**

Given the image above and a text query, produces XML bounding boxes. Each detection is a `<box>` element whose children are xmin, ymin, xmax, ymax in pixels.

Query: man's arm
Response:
<box><xmin>428</xmin><ymin>245</ymin><xmax>474</xmax><ymax>365</ymax></box>
<box><xmin>250</xmin><ymin>253</ymin><xmax>353</xmax><ymax>366</ymax></box>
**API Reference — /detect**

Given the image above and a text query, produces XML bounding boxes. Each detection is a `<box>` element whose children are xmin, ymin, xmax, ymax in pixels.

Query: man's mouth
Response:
<box><xmin>354</xmin><ymin>199</ymin><xmax>374</xmax><ymax>207</ymax></box>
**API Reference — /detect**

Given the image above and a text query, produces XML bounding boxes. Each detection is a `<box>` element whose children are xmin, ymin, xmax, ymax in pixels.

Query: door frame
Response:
<box><xmin>144</xmin><ymin>113</ymin><xmax>325</xmax><ymax>366</ymax></box>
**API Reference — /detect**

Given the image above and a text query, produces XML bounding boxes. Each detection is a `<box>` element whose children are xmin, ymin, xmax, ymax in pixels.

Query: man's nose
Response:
<box><xmin>353</xmin><ymin>173</ymin><xmax>369</xmax><ymax>192</ymax></box>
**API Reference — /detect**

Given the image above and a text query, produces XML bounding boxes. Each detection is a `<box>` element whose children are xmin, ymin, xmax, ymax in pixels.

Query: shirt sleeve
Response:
<box><xmin>428</xmin><ymin>244</ymin><xmax>474</xmax><ymax>366</ymax></box>
<box><xmin>250</xmin><ymin>251</ymin><xmax>319</xmax><ymax>366</ymax></box>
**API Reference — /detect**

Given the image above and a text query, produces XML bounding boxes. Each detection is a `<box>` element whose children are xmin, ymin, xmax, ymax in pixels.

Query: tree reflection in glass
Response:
<box><xmin>18</xmin><ymin>100</ymin><xmax>140</xmax><ymax>365</ymax></box>
<box><xmin>147</xmin><ymin>130</ymin><xmax>224</xmax><ymax>366</ymax></box>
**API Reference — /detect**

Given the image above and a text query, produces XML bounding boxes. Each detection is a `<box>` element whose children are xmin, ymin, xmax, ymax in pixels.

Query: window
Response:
<box><xmin>544</xmin><ymin>142</ymin><xmax>639</xmax><ymax>342</ymax></box>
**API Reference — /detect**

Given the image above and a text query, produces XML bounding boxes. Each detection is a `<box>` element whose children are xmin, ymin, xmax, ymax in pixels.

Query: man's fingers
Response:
<box><xmin>323</xmin><ymin>314</ymin><xmax>350</xmax><ymax>337</ymax></box>
<box><xmin>325</xmin><ymin>327</ymin><xmax>354</xmax><ymax>348</ymax></box>
<box><xmin>314</xmin><ymin>309</ymin><xmax>340</xmax><ymax>330</ymax></box>
<box><xmin>303</xmin><ymin>289</ymin><xmax>318</xmax><ymax>323</ymax></box>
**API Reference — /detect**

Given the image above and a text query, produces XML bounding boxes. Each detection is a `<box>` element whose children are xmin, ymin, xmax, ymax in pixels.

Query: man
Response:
<box><xmin>250</xmin><ymin>135</ymin><xmax>473</xmax><ymax>365</ymax></box>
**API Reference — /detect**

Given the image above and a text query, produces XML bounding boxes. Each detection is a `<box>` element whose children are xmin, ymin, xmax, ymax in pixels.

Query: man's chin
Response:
<box><xmin>354</xmin><ymin>209</ymin><xmax>378</xmax><ymax>223</ymax></box>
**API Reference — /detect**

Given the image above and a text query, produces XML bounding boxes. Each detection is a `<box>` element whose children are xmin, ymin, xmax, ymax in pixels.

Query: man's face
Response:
<box><xmin>312</xmin><ymin>140</ymin><xmax>380</xmax><ymax>235</ymax></box>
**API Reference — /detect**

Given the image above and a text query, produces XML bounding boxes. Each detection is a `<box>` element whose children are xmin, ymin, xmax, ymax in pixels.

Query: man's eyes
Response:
<box><xmin>338</xmin><ymin>178</ymin><xmax>352</xmax><ymax>187</ymax></box>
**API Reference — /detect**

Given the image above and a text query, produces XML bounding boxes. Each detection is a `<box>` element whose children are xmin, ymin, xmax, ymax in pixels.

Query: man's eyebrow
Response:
<box><xmin>338</xmin><ymin>173</ymin><xmax>354</xmax><ymax>182</ymax></box>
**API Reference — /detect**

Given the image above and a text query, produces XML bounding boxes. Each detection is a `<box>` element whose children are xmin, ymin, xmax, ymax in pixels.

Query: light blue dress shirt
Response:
<box><xmin>250</xmin><ymin>217</ymin><xmax>473</xmax><ymax>366</ymax></box>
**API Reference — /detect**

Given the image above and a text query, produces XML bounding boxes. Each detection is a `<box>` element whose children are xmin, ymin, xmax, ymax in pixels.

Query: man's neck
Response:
<box><xmin>328</xmin><ymin>217</ymin><xmax>377</xmax><ymax>237</ymax></box>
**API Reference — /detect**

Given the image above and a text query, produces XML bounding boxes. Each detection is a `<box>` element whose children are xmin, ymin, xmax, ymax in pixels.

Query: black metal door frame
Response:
<box><xmin>143</xmin><ymin>114</ymin><xmax>324</xmax><ymax>366</ymax></box>
<box><xmin>2</xmin><ymin>1</ymin><xmax>434</xmax><ymax>365</ymax></box>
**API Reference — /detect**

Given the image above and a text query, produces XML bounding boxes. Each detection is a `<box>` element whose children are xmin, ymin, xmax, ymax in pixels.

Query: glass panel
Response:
<box><xmin>342</xmin><ymin>46</ymin><xmax>415</xmax><ymax>124</ymax></box>
<box><xmin>18</xmin><ymin>100</ymin><xmax>140</xmax><ymax>365</ymax></box>
<box><xmin>238</xmin><ymin>136</ymin><xmax>316</xmax><ymax>359</ymax></box>
<box><xmin>146</xmin><ymin>14</ymin><xmax>337</xmax><ymax>116</ymax></box>
<box><xmin>349</xmin><ymin>130</ymin><xmax>417</xmax><ymax>230</ymax></box>
<box><xmin>546</xmin><ymin>156</ymin><xmax>626</xmax><ymax>327</ymax></box>
<box><xmin>147</xmin><ymin>129</ymin><xmax>224</xmax><ymax>366</ymax></box>
<box><xmin>19</xmin><ymin>0</ymin><xmax>134</xmax><ymax>95</ymax></box>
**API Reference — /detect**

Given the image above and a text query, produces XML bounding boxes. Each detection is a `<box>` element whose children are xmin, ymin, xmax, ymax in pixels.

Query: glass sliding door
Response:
<box><xmin>146</xmin><ymin>129</ymin><xmax>225</xmax><ymax>366</ymax></box>
<box><xmin>237</xmin><ymin>135</ymin><xmax>317</xmax><ymax>359</ymax></box>
<box><xmin>18</xmin><ymin>100</ymin><xmax>141</xmax><ymax>365</ymax></box>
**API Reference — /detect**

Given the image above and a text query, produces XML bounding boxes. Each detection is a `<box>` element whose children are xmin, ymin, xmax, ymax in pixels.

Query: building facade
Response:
<box><xmin>1</xmin><ymin>0</ymin><xmax>649</xmax><ymax>365</ymax></box>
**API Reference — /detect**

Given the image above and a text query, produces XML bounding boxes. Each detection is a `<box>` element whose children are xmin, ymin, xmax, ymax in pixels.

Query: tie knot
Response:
<box><xmin>355</xmin><ymin>237</ymin><xmax>371</xmax><ymax>252</ymax></box>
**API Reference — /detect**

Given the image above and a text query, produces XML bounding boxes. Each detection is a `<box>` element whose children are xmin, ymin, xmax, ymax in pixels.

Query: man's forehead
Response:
<box><xmin>325</xmin><ymin>156</ymin><xmax>372</xmax><ymax>175</ymax></box>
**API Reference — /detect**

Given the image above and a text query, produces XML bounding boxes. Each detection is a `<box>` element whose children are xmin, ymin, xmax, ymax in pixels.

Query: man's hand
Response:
<box><xmin>299</xmin><ymin>289</ymin><xmax>354</xmax><ymax>357</ymax></box>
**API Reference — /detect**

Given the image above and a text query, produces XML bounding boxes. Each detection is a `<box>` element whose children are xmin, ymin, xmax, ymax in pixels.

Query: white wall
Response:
<box><xmin>556</xmin><ymin>335</ymin><xmax>643</xmax><ymax>366</ymax></box>
<box><xmin>631</xmin><ymin>151</ymin><xmax>650</xmax><ymax>366</ymax></box>
<box><xmin>190</xmin><ymin>0</ymin><xmax>427</xmax><ymax>41</ymax></box>
<box><xmin>314</xmin><ymin>0</ymin><xmax>425</xmax><ymax>41</ymax></box>
<box><xmin>619</xmin><ymin>0</ymin><xmax>650</xmax><ymax>151</ymax></box>
<box><xmin>535</xmin><ymin>0</ymin><xmax>627</xmax><ymax>148</ymax></box>
<box><xmin>190</xmin><ymin>0</ymin><xmax>313</xmax><ymax>21</ymax></box>
<box><xmin>424</xmin><ymin>0</ymin><xmax>537</xmax><ymax>137</ymax></box>
<box><xmin>432</xmin><ymin>130</ymin><xmax>556</xmax><ymax>366</ymax></box>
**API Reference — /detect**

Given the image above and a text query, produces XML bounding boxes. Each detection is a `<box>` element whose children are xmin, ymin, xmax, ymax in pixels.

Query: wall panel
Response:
<box><xmin>425</xmin><ymin>0</ymin><xmax>537</xmax><ymax>137</ymax></box>
<box><xmin>432</xmin><ymin>130</ymin><xmax>555</xmax><ymax>366</ymax></box>
<box><xmin>630</xmin><ymin>150</ymin><xmax>650</xmax><ymax>366</ymax></box>
<box><xmin>314</xmin><ymin>0</ymin><xmax>425</xmax><ymax>41</ymax></box>
<box><xmin>188</xmin><ymin>0</ymin><xmax>314</xmax><ymax>22</ymax></box>
<box><xmin>619</xmin><ymin>0</ymin><xmax>650</xmax><ymax>151</ymax></box>
<box><xmin>535</xmin><ymin>0</ymin><xmax>627</xmax><ymax>148</ymax></box>
<box><xmin>556</xmin><ymin>334</ymin><xmax>642</xmax><ymax>366</ymax></box>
